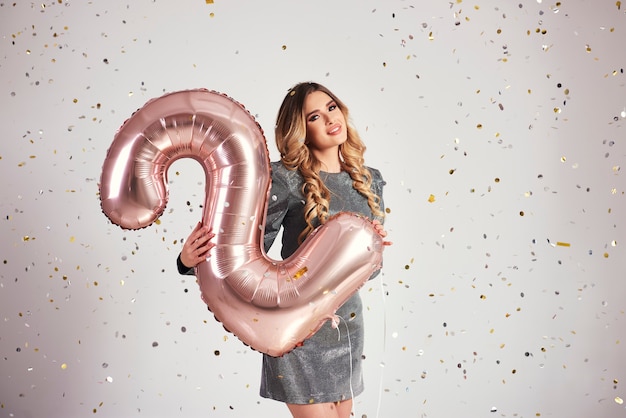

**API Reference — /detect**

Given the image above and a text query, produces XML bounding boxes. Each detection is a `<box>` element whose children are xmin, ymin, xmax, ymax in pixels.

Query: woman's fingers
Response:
<box><xmin>181</xmin><ymin>223</ymin><xmax>215</xmax><ymax>268</ymax></box>
<box><xmin>187</xmin><ymin>221</ymin><xmax>207</xmax><ymax>243</ymax></box>
<box><xmin>371</xmin><ymin>219</ymin><xmax>392</xmax><ymax>246</ymax></box>
<box><xmin>194</xmin><ymin>231</ymin><xmax>216</xmax><ymax>256</ymax></box>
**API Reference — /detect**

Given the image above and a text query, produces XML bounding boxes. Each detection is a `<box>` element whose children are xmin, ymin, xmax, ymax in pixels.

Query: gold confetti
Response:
<box><xmin>616</xmin><ymin>397</ymin><xmax>624</xmax><ymax>405</ymax></box>
<box><xmin>61</xmin><ymin>363</ymin><xmax>68</xmax><ymax>370</ymax></box>
<box><xmin>556</xmin><ymin>242</ymin><xmax>571</xmax><ymax>247</ymax></box>
<box><xmin>428</xmin><ymin>194</ymin><xmax>436</xmax><ymax>203</ymax></box>
<box><xmin>292</xmin><ymin>266</ymin><xmax>308</xmax><ymax>280</ymax></box>
<box><xmin>206</xmin><ymin>0</ymin><xmax>214</xmax><ymax>3</ymax></box>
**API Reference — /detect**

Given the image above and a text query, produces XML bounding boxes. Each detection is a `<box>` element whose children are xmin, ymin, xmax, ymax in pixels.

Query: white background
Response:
<box><xmin>1</xmin><ymin>1</ymin><xmax>625</xmax><ymax>417</ymax></box>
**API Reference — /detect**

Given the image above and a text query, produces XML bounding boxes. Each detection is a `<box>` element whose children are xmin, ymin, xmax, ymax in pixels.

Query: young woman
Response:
<box><xmin>177</xmin><ymin>82</ymin><xmax>390</xmax><ymax>418</ymax></box>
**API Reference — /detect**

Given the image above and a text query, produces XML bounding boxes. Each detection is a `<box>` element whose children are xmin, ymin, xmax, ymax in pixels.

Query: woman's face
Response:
<box><xmin>302</xmin><ymin>90</ymin><xmax>347</xmax><ymax>154</ymax></box>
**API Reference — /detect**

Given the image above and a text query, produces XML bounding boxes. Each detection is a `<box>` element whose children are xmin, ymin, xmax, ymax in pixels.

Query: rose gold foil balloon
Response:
<box><xmin>100</xmin><ymin>89</ymin><xmax>383</xmax><ymax>356</ymax></box>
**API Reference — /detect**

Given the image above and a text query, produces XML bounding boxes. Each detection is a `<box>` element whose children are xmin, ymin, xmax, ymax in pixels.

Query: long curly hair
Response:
<box><xmin>275</xmin><ymin>82</ymin><xmax>384</xmax><ymax>243</ymax></box>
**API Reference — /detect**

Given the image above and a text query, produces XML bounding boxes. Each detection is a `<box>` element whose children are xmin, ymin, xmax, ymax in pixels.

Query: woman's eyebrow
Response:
<box><xmin>305</xmin><ymin>100</ymin><xmax>335</xmax><ymax>119</ymax></box>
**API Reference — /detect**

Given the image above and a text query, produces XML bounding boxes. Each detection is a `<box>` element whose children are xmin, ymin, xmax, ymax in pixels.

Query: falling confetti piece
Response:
<box><xmin>556</xmin><ymin>242</ymin><xmax>571</xmax><ymax>247</ymax></box>
<box><xmin>206</xmin><ymin>0</ymin><xmax>214</xmax><ymax>3</ymax></box>
<box><xmin>428</xmin><ymin>194</ymin><xmax>436</xmax><ymax>203</ymax></box>
<box><xmin>292</xmin><ymin>266</ymin><xmax>308</xmax><ymax>280</ymax></box>
<box><xmin>61</xmin><ymin>363</ymin><xmax>68</xmax><ymax>370</ymax></box>
<box><xmin>616</xmin><ymin>397</ymin><xmax>623</xmax><ymax>405</ymax></box>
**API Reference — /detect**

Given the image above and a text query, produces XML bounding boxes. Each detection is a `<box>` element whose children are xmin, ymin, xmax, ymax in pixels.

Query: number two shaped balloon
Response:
<box><xmin>100</xmin><ymin>89</ymin><xmax>383</xmax><ymax>356</ymax></box>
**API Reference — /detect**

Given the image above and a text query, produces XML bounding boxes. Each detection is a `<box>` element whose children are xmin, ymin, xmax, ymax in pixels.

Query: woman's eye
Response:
<box><xmin>308</xmin><ymin>114</ymin><xmax>319</xmax><ymax>122</ymax></box>
<box><xmin>328</xmin><ymin>104</ymin><xmax>337</xmax><ymax>111</ymax></box>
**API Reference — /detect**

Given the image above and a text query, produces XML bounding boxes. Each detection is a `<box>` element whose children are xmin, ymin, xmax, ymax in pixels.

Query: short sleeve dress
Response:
<box><xmin>259</xmin><ymin>161</ymin><xmax>385</xmax><ymax>405</ymax></box>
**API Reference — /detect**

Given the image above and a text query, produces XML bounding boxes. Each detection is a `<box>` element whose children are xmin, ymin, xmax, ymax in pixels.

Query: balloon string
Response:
<box><xmin>376</xmin><ymin>275</ymin><xmax>387</xmax><ymax>418</ymax></box>
<box><xmin>333</xmin><ymin>315</ymin><xmax>356</xmax><ymax>417</ymax></box>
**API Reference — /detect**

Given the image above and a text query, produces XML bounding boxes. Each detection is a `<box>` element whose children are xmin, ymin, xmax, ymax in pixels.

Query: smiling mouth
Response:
<box><xmin>328</xmin><ymin>124</ymin><xmax>342</xmax><ymax>135</ymax></box>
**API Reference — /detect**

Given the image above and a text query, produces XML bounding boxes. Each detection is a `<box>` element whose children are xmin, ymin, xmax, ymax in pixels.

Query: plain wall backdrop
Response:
<box><xmin>1</xmin><ymin>1</ymin><xmax>625</xmax><ymax>417</ymax></box>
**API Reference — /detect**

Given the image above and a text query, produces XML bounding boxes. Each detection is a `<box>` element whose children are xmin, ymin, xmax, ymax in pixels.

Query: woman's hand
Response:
<box><xmin>372</xmin><ymin>219</ymin><xmax>392</xmax><ymax>247</ymax></box>
<box><xmin>180</xmin><ymin>221</ymin><xmax>216</xmax><ymax>268</ymax></box>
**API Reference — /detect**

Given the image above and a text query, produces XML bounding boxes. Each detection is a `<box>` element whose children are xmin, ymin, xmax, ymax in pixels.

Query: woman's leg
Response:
<box><xmin>335</xmin><ymin>399</ymin><xmax>353</xmax><ymax>418</ymax></box>
<box><xmin>287</xmin><ymin>399</ymin><xmax>353</xmax><ymax>418</ymax></box>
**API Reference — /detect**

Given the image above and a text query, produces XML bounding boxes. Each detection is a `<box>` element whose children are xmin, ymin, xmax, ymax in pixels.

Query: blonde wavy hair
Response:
<box><xmin>275</xmin><ymin>82</ymin><xmax>384</xmax><ymax>243</ymax></box>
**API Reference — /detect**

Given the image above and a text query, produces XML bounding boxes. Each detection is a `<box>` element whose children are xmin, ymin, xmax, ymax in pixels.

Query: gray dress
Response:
<box><xmin>259</xmin><ymin>161</ymin><xmax>385</xmax><ymax>404</ymax></box>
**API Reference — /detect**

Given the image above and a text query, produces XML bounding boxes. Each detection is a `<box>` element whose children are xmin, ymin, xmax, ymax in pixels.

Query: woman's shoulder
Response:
<box><xmin>271</xmin><ymin>160</ymin><xmax>298</xmax><ymax>177</ymax></box>
<box><xmin>366</xmin><ymin>166</ymin><xmax>386</xmax><ymax>185</ymax></box>
<box><xmin>270</xmin><ymin>161</ymin><xmax>303</xmax><ymax>189</ymax></box>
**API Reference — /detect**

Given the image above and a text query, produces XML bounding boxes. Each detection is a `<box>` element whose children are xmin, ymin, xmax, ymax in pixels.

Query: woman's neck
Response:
<box><xmin>312</xmin><ymin>148</ymin><xmax>341</xmax><ymax>173</ymax></box>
